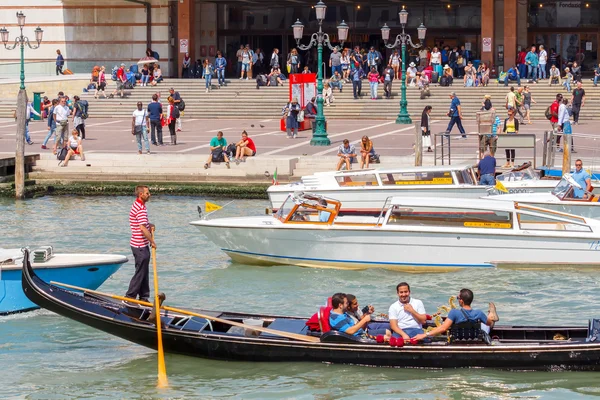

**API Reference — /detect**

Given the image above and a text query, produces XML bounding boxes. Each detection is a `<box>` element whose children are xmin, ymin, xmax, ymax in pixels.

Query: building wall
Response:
<box><xmin>0</xmin><ymin>0</ymin><xmax>172</xmax><ymax>76</ymax></box>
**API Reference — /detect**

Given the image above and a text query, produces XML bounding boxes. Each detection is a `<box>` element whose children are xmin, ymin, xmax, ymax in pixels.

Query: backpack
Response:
<box><xmin>77</xmin><ymin>100</ymin><xmax>89</xmax><ymax>119</ymax></box>
<box><xmin>544</xmin><ymin>105</ymin><xmax>553</xmax><ymax>120</ymax></box>
<box><xmin>177</xmin><ymin>100</ymin><xmax>185</xmax><ymax>111</ymax></box>
<box><xmin>57</xmin><ymin>147</ymin><xmax>68</xmax><ymax>164</ymax></box>
<box><xmin>111</xmin><ymin>66</ymin><xmax>118</xmax><ymax>81</ymax></box>
<box><xmin>172</xmin><ymin>105</ymin><xmax>180</xmax><ymax>119</ymax></box>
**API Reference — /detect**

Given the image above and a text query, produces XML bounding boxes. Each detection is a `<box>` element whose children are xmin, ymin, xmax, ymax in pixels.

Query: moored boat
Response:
<box><xmin>1</xmin><ymin>247</ymin><xmax>127</xmax><ymax>315</ymax></box>
<box><xmin>191</xmin><ymin>192</ymin><xmax>600</xmax><ymax>272</ymax></box>
<box><xmin>485</xmin><ymin>174</ymin><xmax>600</xmax><ymax>219</ymax></box>
<box><xmin>21</xmin><ymin>254</ymin><xmax>600</xmax><ymax>371</ymax></box>
<box><xmin>267</xmin><ymin>164</ymin><xmax>563</xmax><ymax>212</ymax></box>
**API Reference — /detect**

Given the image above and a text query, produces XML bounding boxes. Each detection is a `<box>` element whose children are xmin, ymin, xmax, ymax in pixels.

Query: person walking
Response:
<box><xmin>132</xmin><ymin>101</ymin><xmax>150</xmax><ymax>154</ymax></box>
<box><xmin>367</xmin><ymin>67</ymin><xmax>379</xmax><ymax>100</ymax></box>
<box><xmin>166</xmin><ymin>96</ymin><xmax>178</xmax><ymax>145</ymax></box>
<box><xmin>557</xmin><ymin>97</ymin><xmax>575</xmax><ymax>153</ymax></box>
<box><xmin>203</xmin><ymin>59</ymin><xmax>214</xmax><ymax>93</ymax></box>
<box><xmin>125</xmin><ymin>185</ymin><xmax>156</xmax><ymax>303</ymax></box>
<box><xmin>182</xmin><ymin>52</ymin><xmax>191</xmax><ymax>78</ymax></box>
<box><xmin>383</xmin><ymin>64</ymin><xmax>394</xmax><ymax>99</ymax></box>
<box><xmin>24</xmin><ymin>101</ymin><xmax>41</xmax><ymax>145</ymax></box>
<box><xmin>445</xmin><ymin>92</ymin><xmax>466</xmax><ymax>139</ymax></box>
<box><xmin>351</xmin><ymin>65</ymin><xmax>365</xmax><ymax>100</ymax></box>
<box><xmin>523</xmin><ymin>85</ymin><xmax>536</xmax><ymax>124</ymax></box>
<box><xmin>389</xmin><ymin>49</ymin><xmax>401</xmax><ymax>80</ymax></box>
<box><xmin>53</xmin><ymin>96</ymin><xmax>71</xmax><ymax>154</ymax></box>
<box><xmin>421</xmin><ymin>105</ymin><xmax>433</xmax><ymax>152</ymax></box>
<box><xmin>240</xmin><ymin>46</ymin><xmax>252</xmax><ymax>79</ymax></box>
<box><xmin>55</xmin><ymin>49</ymin><xmax>65</xmax><ymax>75</ymax></box>
<box><xmin>215</xmin><ymin>51</ymin><xmax>227</xmax><ymax>87</ymax></box>
<box><xmin>169</xmin><ymin>87</ymin><xmax>183</xmax><ymax>131</ymax></box>
<box><xmin>329</xmin><ymin>47</ymin><xmax>342</xmax><ymax>77</ymax></box>
<box><xmin>147</xmin><ymin>93</ymin><xmax>163</xmax><ymax>146</ymax></box>
<box><xmin>72</xmin><ymin>95</ymin><xmax>88</xmax><ymax>140</ymax></box>
<box><xmin>42</xmin><ymin>98</ymin><xmax>58</xmax><ymax>150</ymax></box>
<box><xmin>95</xmin><ymin>66</ymin><xmax>108</xmax><ymax>98</ymax></box>
<box><xmin>571</xmin><ymin>82</ymin><xmax>585</xmax><ymax>125</ymax></box>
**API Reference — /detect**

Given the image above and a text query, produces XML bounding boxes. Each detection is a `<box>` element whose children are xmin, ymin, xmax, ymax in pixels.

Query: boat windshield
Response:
<box><xmin>379</xmin><ymin>171</ymin><xmax>454</xmax><ymax>186</ymax></box>
<box><xmin>496</xmin><ymin>166</ymin><xmax>539</xmax><ymax>182</ymax></box>
<box><xmin>276</xmin><ymin>196</ymin><xmax>295</xmax><ymax>221</ymax></box>
<box><xmin>551</xmin><ymin>178</ymin><xmax>574</xmax><ymax>200</ymax></box>
<box><xmin>335</xmin><ymin>173</ymin><xmax>379</xmax><ymax>187</ymax></box>
<box><xmin>454</xmin><ymin>169</ymin><xmax>476</xmax><ymax>185</ymax></box>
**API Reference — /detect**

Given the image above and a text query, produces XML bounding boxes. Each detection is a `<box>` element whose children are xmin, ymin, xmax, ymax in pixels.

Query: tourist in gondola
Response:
<box><xmin>329</xmin><ymin>293</ymin><xmax>371</xmax><ymax>336</ymax></box>
<box><xmin>389</xmin><ymin>282</ymin><xmax>428</xmax><ymax>339</ymax></box>
<box><xmin>413</xmin><ymin>289</ymin><xmax>499</xmax><ymax>342</ymax></box>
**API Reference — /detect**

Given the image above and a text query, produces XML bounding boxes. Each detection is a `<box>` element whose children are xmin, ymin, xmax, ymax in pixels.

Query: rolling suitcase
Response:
<box><xmin>431</xmin><ymin>71</ymin><xmax>439</xmax><ymax>83</ymax></box>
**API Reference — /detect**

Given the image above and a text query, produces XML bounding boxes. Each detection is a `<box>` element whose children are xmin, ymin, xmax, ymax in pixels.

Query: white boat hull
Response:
<box><xmin>192</xmin><ymin>220</ymin><xmax>600</xmax><ymax>272</ymax></box>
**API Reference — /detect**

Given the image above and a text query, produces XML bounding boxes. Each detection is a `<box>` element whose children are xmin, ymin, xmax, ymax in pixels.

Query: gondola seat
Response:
<box><xmin>318</xmin><ymin>306</ymin><xmax>332</xmax><ymax>333</ymax></box>
<box><xmin>173</xmin><ymin>316</ymin><xmax>211</xmax><ymax>332</ymax></box>
<box><xmin>259</xmin><ymin>318</ymin><xmax>309</xmax><ymax>338</ymax></box>
<box><xmin>449</xmin><ymin>321</ymin><xmax>492</xmax><ymax>345</ymax></box>
<box><xmin>320</xmin><ymin>331</ymin><xmax>373</xmax><ymax>344</ymax></box>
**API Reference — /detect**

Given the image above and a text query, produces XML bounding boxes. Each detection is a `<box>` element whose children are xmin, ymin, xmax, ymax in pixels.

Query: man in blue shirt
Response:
<box><xmin>478</xmin><ymin>150</ymin><xmax>496</xmax><ymax>186</ymax></box>
<box><xmin>413</xmin><ymin>288</ymin><xmax>499</xmax><ymax>342</ymax></box>
<box><xmin>503</xmin><ymin>65</ymin><xmax>521</xmax><ymax>87</ymax></box>
<box><xmin>572</xmin><ymin>159</ymin><xmax>592</xmax><ymax>199</ymax></box>
<box><xmin>445</xmin><ymin>92</ymin><xmax>466</xmax><ymax>139</ymax></box>
<box><xmin>525</xmin><ymin>45</ymin><xmax>539</xmax><ymax>82</ymax></box>
<box><xmin>147</xmin><ymin>94</ymin><xmax>163</xmax><ymax>146</ymax></box>
<box><xmin>594</xmin><ymin>65</ymin><xmax>600</xmax><ymax>87</ymax></box>
<box><xmin>329</xmin><ymin>293</ymin><xmax>371</xmax><ymax>336</ymax></box>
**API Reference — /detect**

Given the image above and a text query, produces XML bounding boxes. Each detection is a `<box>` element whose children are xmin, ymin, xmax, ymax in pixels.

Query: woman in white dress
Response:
<box><xmin>421</xmin><ymin>106</ymin><xmax>433</xmax><ymax>152</ymax></box>
<box><xmin>389</xmin><ymin>49</ymin><xmax>401</xmax><ymax>80</ymax></box>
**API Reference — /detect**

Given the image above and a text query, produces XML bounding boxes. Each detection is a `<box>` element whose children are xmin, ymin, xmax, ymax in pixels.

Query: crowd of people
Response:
<box><xmin>322</xmin><ymin>284</ymin><xmax>499</xmax><ymax>343</ymax></box>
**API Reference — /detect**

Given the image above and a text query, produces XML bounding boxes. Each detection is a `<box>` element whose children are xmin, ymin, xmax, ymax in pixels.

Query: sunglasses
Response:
<box><xmin>576</xmin><ymin>164</ymin><xmax>582</xmax><ymax>167</ymax></box>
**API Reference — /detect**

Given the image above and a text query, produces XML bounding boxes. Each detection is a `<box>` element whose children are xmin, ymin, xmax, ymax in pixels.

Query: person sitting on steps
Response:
<box><xmin>204</xmin><ymin>130</ymin><xmax>230</xmax><ymax>169</ymax></box>
<box><xmin>233</xmin><ymin>130</ymin><xmax>256</xmax><ymax>164</ymax></box>
<box><xmin>60</xmin><ymin>129</ymin><xmax>85</xmax><ymax>167</ymax></box>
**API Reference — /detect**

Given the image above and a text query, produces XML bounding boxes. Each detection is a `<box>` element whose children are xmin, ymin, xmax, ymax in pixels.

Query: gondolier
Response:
<box><xmin>125</xmin><ymin>185</ymin><xmax>156</xmax><ymax>302</ymax></box>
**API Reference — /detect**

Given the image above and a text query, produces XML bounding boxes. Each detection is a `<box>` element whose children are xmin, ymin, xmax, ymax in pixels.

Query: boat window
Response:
<box><xmin>517</xmin><ymin>205</ymin><xmax>586</xmax><ymax>224</ymax></box>
<box><xmin>386</xmin><ymin>206</ymin><xmax>513</xmax><ymax>229</ymax></box>
<box><xmin>517</xmin><ymin>213</ymin><xmax>591</xmax><ymax>232</ymax></box>
<box><xmin>497</xmin><ymin>166</ymin><xmax>539</xmax><ymax>182</ymax></box>
<box><xmin>459</xmin><ymin>169</ymin><xmax>475</xmax><ymax>185</ymax></box>
<box><xmin>336</xmin><ymin>174</ymin><xmax>379</xmax><ymax>187</ymax></box>
<box><xmin>379</xmin><ymin>171</ymin><xmax>453</xmax><ymax>186</ymax></box>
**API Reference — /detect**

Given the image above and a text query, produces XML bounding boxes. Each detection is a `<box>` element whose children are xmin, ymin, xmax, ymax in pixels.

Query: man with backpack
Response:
<box><xmin>204</xmin><ymin>131</ymin><xmax>230</xmax><ymax>169</ymax></box>
<box><xmin>72</xmin><ymin>96</ymin><xmax>88</xmax><ymax>140</ymax></box>
<box><xmin>110</xmin><ymin>63</ymin><xmax>127</xmax><ymax>98</ymax></box>
<box><xmin>169</xmin><ymin>88</ymin><xmax>184</xmax><ymax>132</ymax></box>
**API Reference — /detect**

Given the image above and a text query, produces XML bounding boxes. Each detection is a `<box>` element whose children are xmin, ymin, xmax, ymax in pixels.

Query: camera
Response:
<box><xmin>362</xmin><ymin>305</ymin><xmax>371</xmax><ymax>315</ymax></box>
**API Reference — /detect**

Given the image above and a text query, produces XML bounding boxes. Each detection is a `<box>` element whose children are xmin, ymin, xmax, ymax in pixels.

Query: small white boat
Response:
<box><xmin>268</xmin><ymin>163</ymin><xmax>562</xmax><ymax>211</ymax></box>
<box><xmin>191</xmin><ymin>192</ymin><xmax>600</xmax><ymax>273</ymax></box>
<box><xmin>485</xmin><ymin>174</ymin><xmax>600</xmax><ymax>219</ymax></box>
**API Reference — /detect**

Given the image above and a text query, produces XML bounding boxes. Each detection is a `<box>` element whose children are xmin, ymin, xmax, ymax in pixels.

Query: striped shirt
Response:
<box><xmin>129</xmin><ymin>199</ymin><xmax>149</xmax><ymax>247</ymax></box>
<box><xmin>329</xmin><ymin>311</ymin><xmax>364</xmax><ymax>336</ymax></box>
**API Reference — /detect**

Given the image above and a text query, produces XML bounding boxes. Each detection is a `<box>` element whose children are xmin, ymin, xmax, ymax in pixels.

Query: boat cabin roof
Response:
<box><xmin>311</xmin><ymin>164</ymin><xmax>476</xmax><ymax>177</ymax></box>
<box><xmin>388</xmin><ymin>197</ymin><xmax>518</xmax><ymax>212</ymax></box>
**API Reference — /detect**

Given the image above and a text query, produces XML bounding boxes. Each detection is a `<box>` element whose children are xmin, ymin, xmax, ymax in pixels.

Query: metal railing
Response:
<box><xmin>542</xmin><ymin>130</ymin><xmax>600</xmax><ymax>173</ymax></box>
<box><xmin>434</xmin><ymin>133</ymin><xmax>537</xmax><ymax>167</ymax></box>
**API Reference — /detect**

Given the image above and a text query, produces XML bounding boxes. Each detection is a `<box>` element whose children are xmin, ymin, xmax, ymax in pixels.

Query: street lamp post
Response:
<box><xmin>1</xmin><ymin>12</ymin><xmax>43</xmax><ymax>199</ymax></box>
<box><xmin>292</xmin><ymin>1</ymin><xmax>349</xmax><ymax>146</ymax></box>
<box><xmin>381</xmin><ymin>8</ymin><xmax>426</xmax><ymax>124</ymax></box>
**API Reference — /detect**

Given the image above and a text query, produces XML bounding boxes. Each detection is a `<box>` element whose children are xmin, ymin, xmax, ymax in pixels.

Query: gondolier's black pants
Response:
<box><xmin>126</xmin><ymin>246</ymin><xmax>150</xmax><ymax>300</ymax></box>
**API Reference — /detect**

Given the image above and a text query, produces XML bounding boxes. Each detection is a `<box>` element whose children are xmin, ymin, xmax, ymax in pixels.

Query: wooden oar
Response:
<box><xmin>50</xmin><ymin>281</ymin><xmax>321</xmax><ymax>343</ymax></box>
<box><xmin>151</xmin><ymin>230</ymin><xmax>168</xmax><ymax>389</ymax></box>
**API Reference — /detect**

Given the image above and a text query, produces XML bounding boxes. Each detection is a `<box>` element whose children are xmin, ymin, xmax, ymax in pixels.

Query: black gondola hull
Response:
<box><xmin>21</xmin><ymin>255</ymin><xmax>600</xmax><ymax>370</ymax></box>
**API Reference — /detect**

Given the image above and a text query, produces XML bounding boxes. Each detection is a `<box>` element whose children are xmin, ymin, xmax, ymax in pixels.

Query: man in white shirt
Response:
<box><xmin>52</xmin><ymin>96</ymin><xmax>71</xmax><ymax>153</ymax></box>
<box><xmin>388</xmin><ymin>282</ymin><xmax>427</xmax><ymax>339</ymax></box>
<box><xmin>538</xmin><ymin>45</ymin><xmax>548</xmax><ymax>80</ymax></box>
<box><xmin>131</xmin><ymin>101</ymin><xmax>150</xmax><ymax>154</ymax></box>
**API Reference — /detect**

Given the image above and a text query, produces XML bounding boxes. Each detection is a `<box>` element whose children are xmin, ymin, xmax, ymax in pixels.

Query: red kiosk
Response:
<box><xmin>280</xmin><ymin>73</ymin><xmax>316</xmax><ymax>132</ymax></box>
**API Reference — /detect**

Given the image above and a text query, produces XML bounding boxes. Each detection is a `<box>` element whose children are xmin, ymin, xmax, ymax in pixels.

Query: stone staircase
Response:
<box><xmin>2</xmin><ymin>78</ymin><xmax>599</xmax><ymax>121</ymax></box>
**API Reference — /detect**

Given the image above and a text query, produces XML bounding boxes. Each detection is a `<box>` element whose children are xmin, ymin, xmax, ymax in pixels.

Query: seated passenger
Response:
<box><xmin>329</xmin><ymin>293</ymin><xmax>371</xmax><ymax>336</ymax></box>
<box><xmin>346</xmin><ymin>293</ymin><xmax>390</xmax><ymax>337</ymax></box>
<box><xmin>413</xmin><ymin>288</ymin><xmax>499</xmax><ymax>342</ymax></box>
<box><xmin>389</xmin><ymin>282</ymin><xmax>427</xmax><ymax>339</ymax></box>
<box><xmin>318</xmin><ymin>199</ymin><xmax>331</xmax><ymax>222</ymax></box>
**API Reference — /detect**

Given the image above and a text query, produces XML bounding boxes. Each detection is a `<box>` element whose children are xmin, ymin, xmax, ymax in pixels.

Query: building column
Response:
<box><xmin>481</xmin><ymin>0</ymin><xmax>494</xmax><ymax>66</ymax></box>
<box><xmin>503</xmin><ymin>0</ymin><xmax>518</xmax><ymax>71</ymax></box>
<box><xmin>177</xmin><ymin>0</ymin><xmax>195</xmax><ymax>78</ymax></box>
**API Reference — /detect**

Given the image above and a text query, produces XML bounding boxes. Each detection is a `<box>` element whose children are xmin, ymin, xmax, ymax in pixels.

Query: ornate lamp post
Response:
<box><xmin>1</xmin><ymin>12</ymin><xmax>43</xmax><ymax>199</ymax></box>
<box><xmin>292</xmin><ymin>1</ymin><xmax>349</xmax><ymax>146</ymax></box>
<box><xmin>381</xmin><ymin>8</ymin><xmax>426</xmax><ymax>124</ymax></box>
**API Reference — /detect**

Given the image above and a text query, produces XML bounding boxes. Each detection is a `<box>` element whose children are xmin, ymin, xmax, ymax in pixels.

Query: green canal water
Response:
<box><xmin>2</xmin><ymin>196</ymin><xmax>600</xmax><ymax>399</ymax></box>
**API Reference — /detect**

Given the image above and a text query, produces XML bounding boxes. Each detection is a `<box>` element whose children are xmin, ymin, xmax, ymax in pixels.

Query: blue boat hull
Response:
<box><xmin>1</xmin><ymin>263</ymin><xmax>122</xmax><ymax>315</ymax></box>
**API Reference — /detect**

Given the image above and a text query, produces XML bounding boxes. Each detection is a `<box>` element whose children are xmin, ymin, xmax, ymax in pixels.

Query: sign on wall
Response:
<box><xmin>180</xmin><ymin>39</ymin><xmax>189</xmax><ymax>53</ymax></box>
<box><xmin>482</xmin><ymin>37</ymin><xmax>492</xmax><ymax>52</ymax></box>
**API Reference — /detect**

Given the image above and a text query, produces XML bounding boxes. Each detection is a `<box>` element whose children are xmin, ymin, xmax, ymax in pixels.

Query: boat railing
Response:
<box><xmin>434</xmin><ymin>133</ymin><xmax>537</xmax><ymax>168</ymax></box>
<box><xmin>375</xmin><ymin>197</ymin><xmax>393</xmax><ymax>227</ymax></box>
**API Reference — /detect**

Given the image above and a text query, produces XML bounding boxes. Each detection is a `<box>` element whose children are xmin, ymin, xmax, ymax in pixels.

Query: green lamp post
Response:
<box><xmin>292</xmin><ymin>1</ymin><xmax>349</xmax><ymax>146</ymax></box>
<box><xmin>381</xmin><ymin>8</ymin><xmax>426</xmax><ymax>124</ymax></box>
<box><xmin>0</xmin><ymin>12</ymin><xmax>43</xmax><ymax>199</ymax></box>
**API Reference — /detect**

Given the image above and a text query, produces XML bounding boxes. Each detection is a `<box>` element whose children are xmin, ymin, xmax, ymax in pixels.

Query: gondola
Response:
<box><xmin>21</xmin><ymin>251</ymin><xmax>600</xmax><ymax>370</ymax></box>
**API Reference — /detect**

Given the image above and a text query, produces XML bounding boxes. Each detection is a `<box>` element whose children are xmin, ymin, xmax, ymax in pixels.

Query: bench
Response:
<box><xmin>259</xmin><ymin>318</ymin><xmax>309</xmax><ymax>339</ymax></box>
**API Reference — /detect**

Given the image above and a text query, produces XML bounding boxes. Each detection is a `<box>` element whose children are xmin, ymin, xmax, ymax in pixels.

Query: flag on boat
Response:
<box><xmin>205</xmin><ymin>201</ymin><xmax>222</xmax><ymax>212</ymax></box>
<box><xmin>272</xmin><ymin>168</ymin><xmax>278</xmax><ymax>185</ymax></box>
<box><xmin>495</xmin><ymin>180</ymin><xmax>508</xmax><ymax>193</ymax></box>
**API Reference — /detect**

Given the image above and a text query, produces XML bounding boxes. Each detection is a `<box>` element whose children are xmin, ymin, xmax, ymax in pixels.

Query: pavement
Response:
<box><xmin>1</xmin><ymin>116</ymin><xmax>599</xmax><ymax>182</ymax></box>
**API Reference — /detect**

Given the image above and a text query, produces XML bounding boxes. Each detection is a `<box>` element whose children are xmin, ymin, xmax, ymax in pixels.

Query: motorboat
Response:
<box><xmin>485</xmin><ymin>174</ymin><xmax>600</xmax><ymax>219</ymax></box>
<box><xmin>0</xmin><ymin>247</ymin><xmax>127</xmax><ymax>315</ymax></box>
<box><xmin>21</xmin><ymin>255</ymin><xmax>600</xmax><ymax>371</ymax></box>
<box><xmin>191</xmin><ymin>192</ymin><xmax>600</xmax><ymax>272</ymax></box>
<box><xmin>267</xmin><ymin>163</ymin><xmax>562</xmax><ymax>212</ymax></box>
